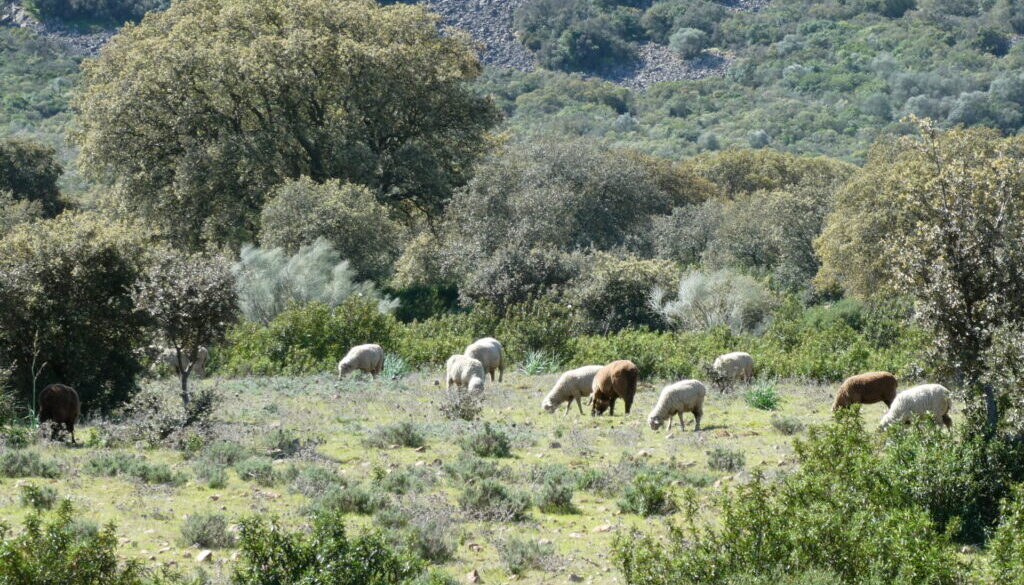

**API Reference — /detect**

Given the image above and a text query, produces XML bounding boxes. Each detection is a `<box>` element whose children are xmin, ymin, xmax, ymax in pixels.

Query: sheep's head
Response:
<box><xmin>648</xmin><ymin>416</ymin><xmax>663</xmax><ymax>430</ymax></box>
<box><xmin>337</xmin><ymin>361</ymin><xmax>353</xmax><ymax>377</ymax></box>
<box><xmin>591</xmin><ymin>396</ymin><xmax>611</xmax><ymax>415</ymax></box>
<box><xmin>831</xmin><ymin>392</ymin><xmax>850</xmax><ymax>411</ymax></box>
<box><xmin>469</xmin><ymin>377</ymin><xmax>485</xmax><ymax>393</ymax></box>
<box><xmin>542</xmin><ymin>398</ymin><xmax>557</xmax><ymax>413</ymax></box>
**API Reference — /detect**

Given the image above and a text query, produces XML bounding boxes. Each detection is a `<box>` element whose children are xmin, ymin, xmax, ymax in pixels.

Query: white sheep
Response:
<box><xmin>648</xmin><ymin>379</ymin><xmax>706</xmax><ymax>432</ymax></box>
<box><xmin>465</xmin><ymin>337</ymin><xmax>506</xmax><ymax>382</ymax></box>
<box><xmin>156</xmin><ymin>345</ymin><xmax>209</xmax><ymax>378</ymax></box>
<box><xmin>542</xmin><ymin>365</ymin><xmax>603</xmax><ymax>415</ymax></box>
<box><xmin>446</xmin><ymin>354</ymin><xmax>486</xmax><ymax>393</ymax></box>
<box><xmin>879</xmin><ymin>383</ymin><xmax>952</xmax><ymax>430</ymax></box>
<box><xmin>337</xmin><ymin>344</ymin><xmax>384</xmax><ymax>379</ymax></box>
<box><xmin>712</xmin><ymin>352</ymin><xmax>754</xmax><ymax>384</ymax></box>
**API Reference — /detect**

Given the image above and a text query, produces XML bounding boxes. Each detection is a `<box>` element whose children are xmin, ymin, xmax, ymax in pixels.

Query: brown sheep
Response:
<box><xmin>832</xmin><ymin>371</ymin><xmax>897</xmax><ymax>411</ymax></box>
<box><xmin>591</xmin><ymin>360</ymin><xmax>639</xmax><ymax>416</ymax></box>
<box><xmin>38</xmin><ymin>383</ymin><xmax>80</xmax><ymax>444</ymax></box>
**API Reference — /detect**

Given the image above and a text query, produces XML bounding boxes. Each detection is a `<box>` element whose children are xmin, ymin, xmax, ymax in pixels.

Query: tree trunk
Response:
<box><xmin>176</xmin><ymin>347</ymin><xmax>191</xmax><ymax>408</ymax></box>
<box><xmin>983</xmin><ymin>382</ymin><xmax>999</xmax><ymax>438</ymax></box>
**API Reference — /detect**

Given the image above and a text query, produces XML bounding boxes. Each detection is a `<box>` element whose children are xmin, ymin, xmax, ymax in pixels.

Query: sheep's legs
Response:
<box><xmin>693</xmin><ymin>409</ymin><xmax>702</xmax><ymax>431</ymax></box>
<box><xmin>575</xmin><ymin>397</ymin><xmax>583</xmax><ymax>415</ymax></box>
<box><xmin>678</xmin><ymin>412</ymin><xmax>687</xmax><ymax>430</ymax></box>
<box><xmin>666</xmin><ymin>417</ymin><xmax>674</xmax><ymax>431</ymax></box>
<box><xmin>68</xmin><ymin>423</ymin><xmax>76</xmax><ymax>445</ymax></box>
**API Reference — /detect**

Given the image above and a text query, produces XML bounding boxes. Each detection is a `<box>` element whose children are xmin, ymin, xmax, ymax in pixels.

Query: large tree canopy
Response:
<box><xmin>74</xmin><ymin>0</ymin><xmax>500</xmax><ymax>246</ymax></box>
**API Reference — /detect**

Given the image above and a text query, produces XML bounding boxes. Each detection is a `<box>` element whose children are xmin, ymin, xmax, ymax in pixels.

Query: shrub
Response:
<box><xmin>0</xmin><ymin>449</ymin><xmax>61</xmax><ymax>478</ymax></box>
<box><xmin>234</xmin><ymin>457</ymin><xmax>279</xmax><ymax>487</ymax></box>
<box><xmin>232</xmin><ymin>508</ymin><xmax>426</xmax><ymax>585</ymax></box>
<box><xmin>565</xmin><ymin>252</ymin><xmax>679</xmax><ymax>333</ymax></box>
<box><xmin>744</xmin><ymin>380</ymin><xmax>780</xmax><ymax>410</ymax></box>
<box><xmin>770</xmin><ymin>415</ymin><xmax>805</xmax><ymax>435</ymax></box>
<box><xmin>365</xmin><ymin>422</ymin><xmax>425</xmax><ymax>449</ymax></box>
<box><xmin>614</xmin><ymin>412</ymin><xmax>965</xmax><ymax>585</ymax></box>
<box><xmin>0</xmin><ymin>425</ymin><xmax>33</xmax><ymax>449</ymax></box>
<box><xmin>536</xmin><ymin>470</ymin><xmax>578</xmax><ymax>514</ymax></box>
<box><xmin>234</xmin><ymin>240</ymin><xmax>397</xmax><ymax>325</ymax></box>
<box><xmin>376</xmin><ymin>497</ymin><xmax>458</xmax><ymax>563</ymax></box>
<box><xmin>0</xmin><ymin>212</ymin><xmax>150</xmax><ymax>413</ymax></box>
<box><xmin>497</xmin><ymin>536</ymin><xmax>556</xmax><ymax>576</ymax></box>
<box><xmin>193</xmin><ymin>460</ymin><xmax>228</xmax><ymax>489</ymax></box>
<box><xmin>291</xmin><ymin>465</ymin><xmax>345</xmax><ymax>498</ymax></box>
<box><xmin>259</xmin><ymin>178</ymin><xmax>404</xmax><ymax>283</ymax></box>
<box><xmin>180</xmin><ymin>513</ymin><xmax>236</xmax><ymax>548</ymax></box>
<box><xmin>221</xmin><ymin>298</ymin><xmax>398</xmax><ymax>376</ymax></box>
<box><xmin>669</xmin><ymin>28</ymin><xmax>708</xmax><ymax>58</ymax></box>
<box><xmin>459</xmin><ymin>479</ymin><xmax>531</xmax><ymax>522</ymax></box>
<box><xmin>444</xmin><ymin>453</ymin><xmax>512</xmax><ymax>483</ymax></box>
<box><xmin>261</xmin><ymin>428</ymin><xmax>306</xmax><ymax>459</ymax></box>
<box><xmin>0</xmin><ymin>500</ymin><xmax>148</xmax><ymax>585</ymax></box>
<box><xmin>85</xmin><ymin>452</ymin><xmax>184</xmax><ymax>485</ymax></box>
<box><xmin>19</xmin><ymin>483</ymin><xmax>58</xmax><ymax>510</ymax></box>
<box><xmin>989</xmin><ymin>485</ymin><xmax>1024</xmax><ymax>583</ymax></box>
<box><xmin>201</xmin><ymin>440</ymin><xmax>249</xmax><ymax>466</ymax></box>
<box><xmin>375</xmin><ymin>466</ymin><xmax>433</xmax><ymax>495</ymax></box>
<box><xmin>619</xmin><ymin>472</ymin><xmax>675</xmax><ymax>517</ymax></box>
<box><xmin>459</xmin><ymin>423</ymin><xmax>513</xmax><ymax>458</ymax></box>
<box><xmin>382</xmin><ymin>354</ymin><xmax>411</xmax><ymax>379</ymax></box>
<box><xmin>309</xmin><ymin>484</ymin><xmax>389</xmax><ymax>516</ymax></box>
<box><xmin>707</xmin><ymin>446</ymin><xmax>745</xmax><ymax>472</ymax></box>
<box><xmin>437</xmin><ymin>384</ymin><xmax>484</xmax><ymax>422</ymax></box>
<box><xmin>518</xmin><ymin>350</ymin><xmax>562</xmax><ymax>375</ymax></box>
<box><xmin>650</xmin><ymin>269</ymin><xmax>774</xmax><ymax>334</ymax></box>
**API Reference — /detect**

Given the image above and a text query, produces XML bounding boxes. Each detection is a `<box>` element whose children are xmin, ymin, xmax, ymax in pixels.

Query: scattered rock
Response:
<box><xmin>468</xmin><ymin>543</ymin><xmax>483</xmax><ymax>552</ymax></box>
<box><xmin>209</xmin><ymin>494</ymin><xmax>220</xmax><ymax>501</ymax></box>
<box><xmin>592</xmin><ymin>524</ymin><xmax>613</xmax><ymax>533</ymax></box>
<box><xmin>413</xmin><ymin>446</ymin><xmax>427</xmax><ymax>452</ymax></box>
<box><xmin>636</xmin><ymin>450</ymin><xmax>651</xmax><ymax>458</ymax></box>
<box><xmin>568</xmin><ymin>575</ymin><xmax>584</xmax><ymax>583</ymax></box>
<box><xmin>960</xmin><ymin>545</ymin><xmax>975</xmax><ymax>554</ymax></box>
<box><xmin>549</xmin><ymin>441</ymin><xmax>562</xmax><ymax>449</ymax></box>
<box><xmin>569</xmin><ymin>532</ymin><xmax>583</xmax><ymax>538</ymax></box>
<box><xmin>538</xmin><ymin>539</ymin><xmax>553</xmax><ymax>546</ymax></box>
<box><xmin>195</xmin><ymin>550</ymin><xmax>213</xmax><ymax>563</ymax></box>
<box><xmin>466</xmin><ymin>569</ymin><xmax>482</xmax><ymax>583</ymax></box>
<box><xmin>665</xmin><ymin>433</ymin><xmax>675</xmax><ymax>439</ymax></box>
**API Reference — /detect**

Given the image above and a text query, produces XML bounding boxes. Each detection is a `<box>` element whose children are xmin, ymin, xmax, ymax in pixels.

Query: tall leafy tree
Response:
<box><xmin>75</xmin><ymin>0</ymin><xmax>500</xmax><ymax>246</ymax></box>
<box><xmin>0</xmin><ymin>137</ymin><xmax>63</xmax><ymax>217</ymax></box>
<box><xmin>817</xmin><ymin>119</ymin><xmax>1024</xmax><ymax>433</ymax></box>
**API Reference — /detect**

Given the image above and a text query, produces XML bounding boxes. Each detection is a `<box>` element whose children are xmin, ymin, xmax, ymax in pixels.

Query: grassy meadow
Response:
<box><xmin>0</xmin><ymin>369</ymin><xmax>944</xmax><ymax>584</ymax></box>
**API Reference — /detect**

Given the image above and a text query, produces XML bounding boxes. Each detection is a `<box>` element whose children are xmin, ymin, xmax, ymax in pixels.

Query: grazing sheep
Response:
<box><xmin>648</xmin><ymin>379</ymin><xmax>706</xmax><ymax>432</ymax></box>
<box><xmin>465</xmin><ymin>337</ymin><xmax>506</xmax><ymax>382</ymax></box>
<box><xmin>591</xmin><ymin>360</ymin><xmax>639</xmax><ymax>416</ymax></box>
<box><xmin>446</xmin><ymin>354</ymin><xmax>486</xmax><ymax>393</ymax></box>
<box><xmin>38</xmin><ymin>383</ymin><xmax>80</xmax><ymax>445</ymax></box>
<box><xmin>712</xmin><ymin>352</ymin><xmax>754</xmax><ymax>386</ymax></box>
<box><xmin>156</xmin><ymin>345</ymin><xmax>209</xmax><ymax>378</ymax></box>
<box><xmin>337</xmin><ymin>344</ymin><xmax>385</xmax><ymax>379</ymax></box>
<box><xmin>879</xmin><ymin>384</ymin><xmax>953</xmax><ymax>430</ymax></box>
<box><xmin>542</xmin><ymin>365</ymin><xmax>603</xmax><ymax>415</ymax></box>
<box><xmin>832</xmin><ymin>371</ymin><xmax>898</xmax><ymax>411</ymax></box>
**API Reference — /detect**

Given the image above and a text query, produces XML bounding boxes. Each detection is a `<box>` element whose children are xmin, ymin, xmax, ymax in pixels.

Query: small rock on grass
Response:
<box><xmin>195</xmin><ymin>550</ymin><xmax>213</xmax><ymax>563</ymax></box>
<box><xmin>466</xmin><ymin>568</ymin><xmax>482</xmax><ymax>583</ymax></box>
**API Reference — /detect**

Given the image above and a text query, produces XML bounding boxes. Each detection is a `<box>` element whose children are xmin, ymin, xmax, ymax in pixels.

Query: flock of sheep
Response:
<box><xmin>337</xmin><ymin>339</ymin><xmax>955</xmax><ymax>432</ymax></box>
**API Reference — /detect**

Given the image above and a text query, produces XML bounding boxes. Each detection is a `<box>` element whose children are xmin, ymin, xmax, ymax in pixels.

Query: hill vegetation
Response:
<box><xmin>2</xmin><ymin>0</ymin><xmax>1024</xmax><ymax>583</ymax></box>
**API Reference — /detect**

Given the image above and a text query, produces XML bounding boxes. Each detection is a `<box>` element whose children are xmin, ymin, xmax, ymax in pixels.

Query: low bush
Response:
<box><xmin>364</xmin><ymin>422</ymin><xmax>425</xmax><ymax>449</ymax></box>
<box><xmin>518</xmin><ymin>350</ymin><xmax>562</xmax><ymax>375</ymax></box>
<box><xmin>437</xmin><ymin>384</ymin><xmax>484</xmax><ymax>422</ymax></box>
<box><xmin>445</xmin><ymin>453</ymin><xmax>512</xmax><ymax>483</ymax></box>
<box><xmin>459</xmin><ymin>423</ymin><xmax>513</xmax><ymax>458</ymax></box>
<box><xmin>291</xmin><ymin>465</ymin><xmax>345</xmax><ymax>497</ymax></box>
<box><xmin>180</xmin><ymin>513</ymin><xmax>236</xmax><ymax>548</ymax></box>
<box><xmin>375</xmin><ymin>497</ymin><xmax>458</xmax><ymax>563</ymax></box>
<box><xmin>744</xmin><ymin>380</ymin><xmax>780</xmax><ymax>410</ymax></box>
<box><xmin>86</xmin><ymin>452</ymin><xmax>185</xmax><ymax>485</ymax></box>
<box><xmin>619</xmin><ymin>472</ymin><xmax>675</xmax><ymax>516</ymax></box>
<box><xmin>382</xmin><ymin>354</ymin><xmax>412</xmax><ymax>379</ymax></box>
<box><xmin>458</xmin><ymin>479</ymin><xmax>531</xmax><ymax>522</ymax></box>
<box><xmin>707</xmin><ymin>446</ymin><xmax>745</xmax><ymax>472</ymax></box>
<box><xmin>201</xmin><ymin>440</ymin><xmax>248</xmax><ymax>466</ymax></box>
<box><xmin>234</xmin><ymin>457</ymin><xmax>279</xmax><ymax>487</ymax></box>
<box><xmin>18</xmin><ymin>483</ymin><xmax>58</xmax><ymax>509</ymax></box>
<box><xmin>193</xmin><ymin>460</ymin><xmax>228</xmax><ymax>489</ymax></box>
<box><xmin>0</xmin><ymin>501</ymin><xmax>148</xmax><ymax>585</ymax></box>
<box><xmin>1</xmin><ymin>425</ymin><xmax>33</xmax><ymax>449</ymax></box>
<box><xmin>535</xmin><ymin>467</ymin><xmax>578</xmax><ymax>514</ymax></box>
<box><xmin>309</xmin><ymin>484</ymin><xmax>389</xmax><ymax>516</ymax></box>
<box><xmin>614</xmin><ymin>411</ymin><xmax>966</xmax><ymax>585</ymax></box>
<box><xmin>261</xmin><ymin>428</ymin><xmax>306</xmax><ymax>459</ymax></box>
<box><xmin>497</xmin><ymin>536</ymin><xmax>557</xmax><ymax>576</ymax></box>
<box><xmin>0</xmin><ymin>449</ymin><xmax>61</xmax><ymax>478</ymax></box>
<box><xmin>231</xmin><ymin>508</ymin><xmax>428</xmax><ymax>585</ymax></box>
<box><xmin>770</xmin><ymin>415</ymin><xmax>806</xmax><ymax>435</ymax></box>
<box><xmin>989</xmin><ymin>485</ymin><xmax>1024</xmax><ymax>583</ymax></box>
<box><xmin>375</xmin><ymin>466</ymin><xmax>433</xmax><ymax>495</ymax></box>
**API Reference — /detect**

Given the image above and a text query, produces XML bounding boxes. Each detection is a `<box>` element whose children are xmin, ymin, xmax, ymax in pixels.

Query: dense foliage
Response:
<box><xmin>0</xmin><ymin>212</ymin><xmax>151</xmax><ymax>412</ymax></box>
<box><xmin>75</xmin><ymin>0</ymin><xmax>499</xmax><ymax>246</ymax></box>
<box><xmin>25</xmin><ymin>0</ymin><xmax>168</xmax><ymax>24</ymax></box>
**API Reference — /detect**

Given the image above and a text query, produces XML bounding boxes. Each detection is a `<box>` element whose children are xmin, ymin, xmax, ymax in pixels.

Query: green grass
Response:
<box><xmin>0</xmin><ymin>372</ymin><xmax>954</xmax><ymax>585</ymax></box>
